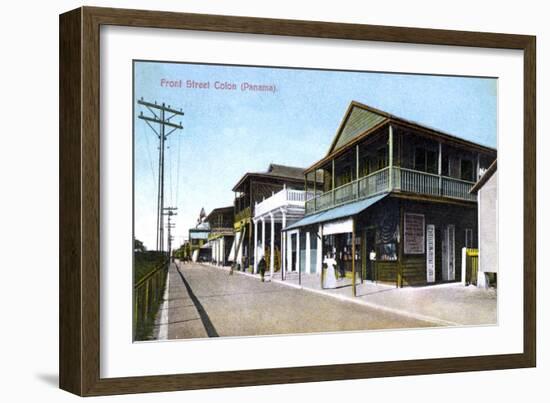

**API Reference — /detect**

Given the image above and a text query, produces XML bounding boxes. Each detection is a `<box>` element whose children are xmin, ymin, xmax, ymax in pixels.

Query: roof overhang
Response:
<box><xmin>470</xmin><ymin>159</ymin><xmax>497</xmax><ymax>193</ymax></box>
<box><xmin>305</xmin><ymin>100</ymin><xmax>497</xmax><ymax>174</ymax></box>
<box><xmin>284</xmin><ymin>192</ymin><xmax>388</xmax><ymax>231</ymax></box>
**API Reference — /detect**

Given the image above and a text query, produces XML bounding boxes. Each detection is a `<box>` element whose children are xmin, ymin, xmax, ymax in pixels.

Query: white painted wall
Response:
<box><xmin>479</xmin><ymin>171</ymin><xmax>498</xmax><ymax>274</ymax></box>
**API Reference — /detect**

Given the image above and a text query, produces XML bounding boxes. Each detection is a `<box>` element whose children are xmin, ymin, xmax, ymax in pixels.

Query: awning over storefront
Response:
<box><xmin>284</xmin><ymin>192</ymin><xmax>389</xmax><ymax>231</ymax></box>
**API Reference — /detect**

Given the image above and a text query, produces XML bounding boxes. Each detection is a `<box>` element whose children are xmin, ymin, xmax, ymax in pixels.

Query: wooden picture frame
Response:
<box><xmin>59</xmin><ymin>6</ymin><xmax>536</xmax><ymax>396</ymax></box>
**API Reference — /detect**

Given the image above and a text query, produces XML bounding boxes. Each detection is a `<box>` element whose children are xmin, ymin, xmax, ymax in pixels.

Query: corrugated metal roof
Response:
<box><xmin>284</xmin><ymin>193</ymin><xmax>388</xmax><ymax>231</ymax></box>
<box><xmin>231</xmin><ymin>163</ymin><xmax>307</xmax><ymax>191</ymax></box>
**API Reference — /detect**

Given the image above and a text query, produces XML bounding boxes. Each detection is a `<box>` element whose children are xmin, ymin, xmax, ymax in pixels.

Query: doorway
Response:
<box><xmin>442</xmin><ymin>224</ymin><xmax>456</xmax><ymax>281</ymax></box>
<box><xmin>364</xmin><ymin>227</ymin><xmax>376</xmax><ymax>281</ymax></box>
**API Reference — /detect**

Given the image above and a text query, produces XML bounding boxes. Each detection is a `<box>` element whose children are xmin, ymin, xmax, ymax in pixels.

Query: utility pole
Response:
<box><xmin>163</xmin><ymin>207</ymin><xmax>178</xmax><ymax>260</ymax></box>
<box><xmin>137</xmin><ymin>98</ymin><xmax>183</xmax><ymax>252</ymax></box>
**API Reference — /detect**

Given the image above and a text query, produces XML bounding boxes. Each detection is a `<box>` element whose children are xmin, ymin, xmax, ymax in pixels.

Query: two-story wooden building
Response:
<box><xmin>206</xmin><ymin>206</ymin><xmax>234</xmax><ymax>267</ymax></box>
<box><xmin>230</xmin><ymin>164</ymin><xmax>313</xmax><ymax>271</ymax></box>
<box><xmin>188</xmin><ymin>208</ymin><xmax>211</xmax><ymax>262</ymax></box>
<box><xmin>285</xmin><ymin>101</ymin><xmax>496</xmax><ymax>292</ymax></box>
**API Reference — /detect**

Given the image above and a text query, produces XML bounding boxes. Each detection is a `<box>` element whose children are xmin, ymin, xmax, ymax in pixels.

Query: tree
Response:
<box><xmin>134</xmin><ymin>238</ymin><xmax>146</xmax><ymax>253</ymax></box>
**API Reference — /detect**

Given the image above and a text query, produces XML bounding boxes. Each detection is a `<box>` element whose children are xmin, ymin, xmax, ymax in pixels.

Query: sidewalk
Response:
<box><xmin>201</xmin><ymin>262</ymin><xmax>497</xmax><ymax>327</ymax></box>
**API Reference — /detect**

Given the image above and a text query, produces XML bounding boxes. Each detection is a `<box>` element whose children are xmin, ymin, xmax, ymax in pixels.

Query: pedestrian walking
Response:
<box><xmin>258</xmin><ymin>256</ymin><xmax>266</xmax><ymax>282</ymax></box>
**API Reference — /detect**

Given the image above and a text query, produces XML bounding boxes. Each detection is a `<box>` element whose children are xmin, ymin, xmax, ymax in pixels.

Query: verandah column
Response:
<box><xmin>221</xmin><ymin>237</ymin><xmax>225</xmax><ymax>266</ymax></box>
<box><xmin>281</xmin><ymin>208</ymin><xmax>287</xmax><ymax>279</ymax></box>
<box><xmin>438</xmin><ymin>142</ymin><xmax>442</xmax><ymax>195</ymax></box>
<box><xmin>305</xmin><ymin>231</ymin><xmax>311</xmax><ymax>274</ymax></box>
<box><xmin>316</xmin><ymin>224</ymin><xmax>323</xmax><ymax>274</ymax></box>
<box><xmin>269</xmin><ymin>212</ymin><xmax>275</xmax><ymax>279</ymax></box>
<box><xmin>253</xmin><ymin>219</ymin><xmax>258</xmax><ymax>273</ymax></box>
<box><xmin>352</xmin><ymin>217</ymin><xmax>356</xmax><ymax>297</ymax></box>
<box><xmin>287</xmin><ymin>231</ymin><xmax>293</xmax><ymax>273</ymax></box>
<box><xmin>388</xmin><ymin>124</ymin><xmax>394</xmax><ymax>190</ymax></box>
<box><xmin>296</xmin><ymin>229</ymin><xmax>301</xmax><ymax>274</ymax></box>
<box><xmin>261</xmin><ymin>217</ymin><xmax>266</xmax><ymax>269</ymax></box>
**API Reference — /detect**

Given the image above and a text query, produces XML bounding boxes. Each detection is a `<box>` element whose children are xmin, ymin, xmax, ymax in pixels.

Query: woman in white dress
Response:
<box><xmin>323</xmin><ymin>252</ymin><xmax>338</xmax><ymax>289</ymax></box>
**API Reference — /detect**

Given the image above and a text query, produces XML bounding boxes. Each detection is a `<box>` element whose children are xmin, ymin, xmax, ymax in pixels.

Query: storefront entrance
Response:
<box><xmin>364</xmin><ymin>228</ymin><xmax>376</xmax><ymax>281</ymax></box>
<box><xmin>442</xmin><ymin>224</ymin><xmax>456</xmax><ymax>281</ymax></box>
<box><xmin>322</xmin><ymin>232</ymin><xmax>361</xmax><ymax>279</ymax></box>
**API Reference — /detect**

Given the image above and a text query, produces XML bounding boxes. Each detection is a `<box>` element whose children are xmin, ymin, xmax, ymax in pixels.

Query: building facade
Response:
<box><xmin>188</xmin><ymin>208</ymin><xmax>211</xmax><ymax>262</ymax></box>
<box><xmin>206</xmin><ymin>206</ymin><xmax>235</xmax><ymax>267</ymax></box>
<box><xmin>252</xmin><ymin>186</ymin><xmax>318</xmax><ymax>279</ymax></box>
<box><xmin>231</xmin><ymin>164</ymin><xmax>315</xmax><ymax>271</ymax></box>
<box><xmin>470</xmin><ymin>160</ymin><xmax>498</xmax><ymax>288</ymax></box>
<box><xmin>285</xmin><ymin>101</ymin><xmax>497</xmax><ymax>290</ymax></box>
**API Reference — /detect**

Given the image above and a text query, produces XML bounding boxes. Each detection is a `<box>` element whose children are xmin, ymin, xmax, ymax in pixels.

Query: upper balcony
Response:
<box><xmin>303</xmin><ymin>121</ymin><xmax>496</xmax><ymax>216</ymax></box>
<box><xmin>305</xmin><ymin>166</ymin><xmax>477</xmax><ymax>215</ymax></box>
<box><xmin>254</xmin><ymin>187</ymin><xmax>318</xmax><ymax>219</ymax></box>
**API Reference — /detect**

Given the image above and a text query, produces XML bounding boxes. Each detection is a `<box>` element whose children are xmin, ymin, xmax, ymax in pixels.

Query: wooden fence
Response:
<box><xmin>133</xmin><ymin>258</ymin><xmax>169</xmax><ymax>340</ymax></box>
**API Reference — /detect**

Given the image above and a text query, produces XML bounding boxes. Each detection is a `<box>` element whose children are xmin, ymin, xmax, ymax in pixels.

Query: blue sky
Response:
<box><xmin>134</xmin><ymin>60</ymin><xmax>497</xmax><ymax>251</ymax></box>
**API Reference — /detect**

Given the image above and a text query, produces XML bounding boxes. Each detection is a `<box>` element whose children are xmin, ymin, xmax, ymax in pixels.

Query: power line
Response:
<box><xmin>141</xmin><ymin>127</ymin><xmax>157</xmax><ymax>188</ymax></box>
<box><xmin>137</xmin><ymin>98</ymin><xmax>184</xmax><ymax>253</ymax></box>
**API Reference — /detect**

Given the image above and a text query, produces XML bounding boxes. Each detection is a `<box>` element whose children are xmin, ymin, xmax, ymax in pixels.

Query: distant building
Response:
<box><xmin>470</xmin><ymin>160</ymin><xmax>498</xmax><ymax>288</ymax></box>
<box><xmin>189</xmin><ymin>208</ymin><xmax>211</xmax><ymax>262</ymax></box>
<box><xmin>230</xmin><ymin>164</ymin><xmax>318</xmax><ymax>271</ymax></box>
<box><xmin>285</xmin><ymin>101</ymin><xmax>496</xmax><ymax>288</ymax></box>
<box><xmin>206</xmin><ymin>206</ymin><xmax>234</xmax><ymax>266</ymax></box>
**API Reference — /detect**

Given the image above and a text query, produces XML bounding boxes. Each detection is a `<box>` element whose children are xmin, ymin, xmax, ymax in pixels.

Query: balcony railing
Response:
<box><xmin>254</xmin><ymin>188</ymin><xmax>317</xmax><ymax>218</ymax></box>
<box><xmin>234</xmin><ymin>206</ymin><xmax>251</xmax><ymax>222</ymax></box>
<box><xmin>305</xmin><ymin>166</ymin><xmax>476</xmax><ymax>215</ymax></box>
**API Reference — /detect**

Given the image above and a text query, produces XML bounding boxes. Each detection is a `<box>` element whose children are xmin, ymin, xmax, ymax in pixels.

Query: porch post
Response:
<box><xmin>317</xmin><ymin>224</ymin><xmax>323</xmax><ymax>274</ymax></box>
<box><xmin>352</xmin><ymin>217</ymin><xmax>357</xmax><ymax>297</ymax></box>
<box><xmin>214</xmin><ymin>240</ymin><xmax>218</xmax><ymax>263</ymax></box>
<box><xmin>221</xmin><ymin>237</ymin><xmax>225</xmax><ymax>266</ymax></box>
<box><xmin>438</xmin><ymin>142</ymin><xmax>442</xmax><ymax>195</ymax></box>
<box><xmin>388</xmin><ymin>125</ymin><xmax>393</xmax><ymax>190</ymax></box>
<box><xmin>305</xmin><ymin>231</ymin><xmax>311</xmax><ymax>274</ymax></box>
<box><xmin>281</xmin><ymin>209</ymin><xmax>287</xmax><ymax>279</ymax></box>
<box><xmin>296</xmin><ymin>229</ymin><xmax>301</xmax><ymax>275</ymax></box>
<box><xmin>234</xmin><ymin>230</ymin><xmax>238</xmax><ymax>266</ymax></box>
<box><xmin>253</xmin><ymin>220</ymin><xmax>258</xmax><ymax>273</ymax></box>
<box><xmin>356</xmin><ymin>144</ymin><xmax>360</xmax><ymax>199</ymax></box>
<box><xmin>287</xmin><ymin>232</ymin><xmax>293</xmax><ymax>273</ymax></box>
<box><xmin>332</xmin><ymin>159</ymin><xmax>335</xmax><ymax>205</ymax></box>
<box><xmin>313</xmin><ymin>172</ymin><xmax>317</xmax><ymax>212</ymax></box>
<box><xmin>261</xmin><ymin>217</ymin><xmax>266</xmax><ymax>267</ymax></box>
<box><xmin>270</xmin><ymin>212</ymin><xmax>275</xmax><ymax>278</ymax></box>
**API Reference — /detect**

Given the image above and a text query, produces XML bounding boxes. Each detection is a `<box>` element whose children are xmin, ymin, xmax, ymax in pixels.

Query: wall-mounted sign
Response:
<box><xmin>323</xmin><ymin>218</ymin><xmax>353</xmax><ymax>235</ymax></box>
<box><xmin>404</xmin><ymin>213</ymin><xmax>425</xmax><ymax>254</ymax></box>
<box><xmin>426</xmin><ymin>224</ymin><xmax>435</xmax><ymax>282</ymax></box>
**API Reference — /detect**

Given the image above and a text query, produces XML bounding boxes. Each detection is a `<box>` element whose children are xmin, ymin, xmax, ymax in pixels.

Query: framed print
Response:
<box><xmin>59</xmin><ymin>6</ymin><xmax>536</xmax><ymax>396</ymax></box>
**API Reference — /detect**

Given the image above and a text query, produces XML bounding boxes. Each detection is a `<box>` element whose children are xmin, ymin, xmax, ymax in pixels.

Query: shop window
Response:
<box><xmin>374</xmin><ymin>211</ymin><xmax>399</xmax><ymax>261</ymax></box>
